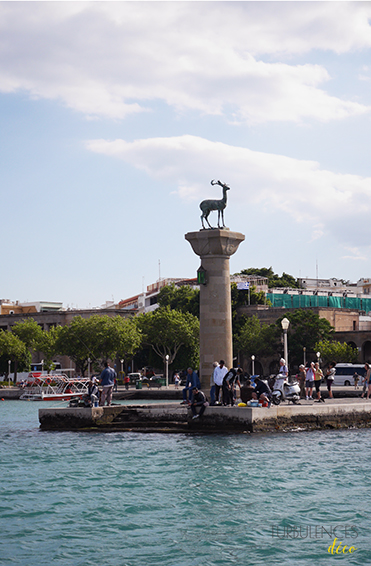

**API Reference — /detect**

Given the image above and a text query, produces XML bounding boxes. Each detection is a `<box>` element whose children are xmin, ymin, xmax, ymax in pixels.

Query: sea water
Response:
<box><xmin>0</xmin><ymin>400</ymin><xmax>370</xmax><ymax>566</ymax></box>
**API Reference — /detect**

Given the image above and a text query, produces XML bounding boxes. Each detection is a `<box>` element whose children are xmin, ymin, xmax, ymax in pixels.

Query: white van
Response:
<box><xmin>332</xmin><ymin>364</ymin><xmax>366</xmax><ymax>387</ymax></box>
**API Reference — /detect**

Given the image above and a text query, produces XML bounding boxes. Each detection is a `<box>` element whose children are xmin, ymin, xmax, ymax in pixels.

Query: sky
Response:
<box><xmin>1</xmin><ymin>1</ymin><xmax>371</xmax><ymax>309</ymax></box>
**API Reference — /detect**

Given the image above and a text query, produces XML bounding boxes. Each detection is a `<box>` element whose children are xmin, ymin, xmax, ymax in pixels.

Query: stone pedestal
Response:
<box><xmin>185</xmin><ymin>229</ymin><xmax>245</xmax><ymax>389</ymax></box>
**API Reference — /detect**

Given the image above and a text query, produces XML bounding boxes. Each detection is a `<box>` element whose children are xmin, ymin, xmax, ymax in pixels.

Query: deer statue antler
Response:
<box><xmin>211</xmin><ymin>179</ymin><xmax>229</xmax><ymax>189</ymax></box>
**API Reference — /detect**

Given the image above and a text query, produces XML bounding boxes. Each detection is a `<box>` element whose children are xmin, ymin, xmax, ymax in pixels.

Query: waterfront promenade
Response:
<box><xmin>0</xmin><ymin>383</ymin><xmax>364</xmax><ymax>400</ymax></box>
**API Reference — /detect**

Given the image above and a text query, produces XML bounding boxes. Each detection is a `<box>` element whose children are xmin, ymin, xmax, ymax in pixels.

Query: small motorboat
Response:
<box><xmin>19</xmin><ymin>374</ymin><xmax>89</xmax><ymax>401</ymax></box>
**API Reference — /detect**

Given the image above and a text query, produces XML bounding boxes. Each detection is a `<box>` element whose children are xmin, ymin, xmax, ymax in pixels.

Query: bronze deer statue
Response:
<box><xmin>200</xmin><ymin>180</ymin><xmax>230</xmax><ymax>230</ymax></box>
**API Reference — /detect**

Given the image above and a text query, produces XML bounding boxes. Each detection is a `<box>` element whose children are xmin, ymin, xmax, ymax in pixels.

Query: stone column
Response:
<box><xmin>185</xmin><ymin>229</ymin><xmax>245</xmax><ymax>389</ymax></box>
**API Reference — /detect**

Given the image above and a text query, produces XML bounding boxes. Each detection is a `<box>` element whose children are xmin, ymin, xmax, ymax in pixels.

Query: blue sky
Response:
<box><xmin>1</xmin><ymin>1</ymin><xmax>371</xmax><ymax>308</ymax></box>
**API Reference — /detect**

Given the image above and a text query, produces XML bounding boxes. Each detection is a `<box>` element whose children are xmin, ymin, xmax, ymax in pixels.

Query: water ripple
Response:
<box><xmin>0</xmin><ymin>403</ymin><xmax>370</xmax><ymax>565</ymax></box>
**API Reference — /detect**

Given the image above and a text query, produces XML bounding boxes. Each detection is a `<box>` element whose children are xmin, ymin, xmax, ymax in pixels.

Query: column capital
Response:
<box><xmin>185</xmin><ymin>229</ymin><xmax>245</xmax><ymax>258</ymax></box>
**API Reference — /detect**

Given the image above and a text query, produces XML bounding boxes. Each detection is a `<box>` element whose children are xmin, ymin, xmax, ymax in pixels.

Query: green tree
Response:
<box><xmin>11</xmin><ymin>318</ymin><xmax>44</xmax><ymax>378</ymax></box>
<box><xmin>231</xmin><ymin>282</ymin><xmax>270</xmax><ymax>310</ymax></box>
<box><xmin>238</xmin><ymin>267</ymin><xmax>299</xmax><ymax>288</ymax></box>
<box><xmin>12</xmin><ymin>318</ymin><xmax>43</xmax><ymax>352</ymax></box>
<box><xmin>38</xmin><ymin>326</ymin><xmax>63</xmax><ymax>372</ymax></box>
<box><xmin>137</xmin><ymin>307</ymin><xmax>199</xmax><ymax>367</ymax></box>
<box><xmin>315</xmin><ymin>340</ymin><xmax>358</xmax><ymax>365</ymax></box>
<box><xmin>0</xmin><ymin>331</ymin><xmax>30</xmax><ymax>378</ymax></box>
<box><xmin>279</xmin><ymin>310</ymin><xmax>334</xmax><ymax>367</ymax></box>
<box><xmin>55</xmin><ymin>316</ymin><xmax>96</xmax><ymax>375</ymax></box>
<box><xmin>157</xmin><ymin>283</ymin><xmax>200</xmax><ymax>318</ymax></box>
<box><xmin>234</xmin><ymin>315</ymin><xmax>280</xmax><ymax>359</ymax></box>
<box><xmin>114</xmin><ymin>316</ymin><xmax>142</xmax><ymax>361</ymax></box>
<box><xmin>55</xmin><ymin>315</ymin><xmax>142</xmax><ymax>375</ymax></box>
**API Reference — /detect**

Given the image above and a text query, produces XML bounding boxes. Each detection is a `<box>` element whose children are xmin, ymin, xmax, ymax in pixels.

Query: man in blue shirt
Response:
<box><xmin>181</xmin><ymin>367</ymin><xmax>200</xmax><ymax>404</ymax></box>
<box><xmin>99</xmin><ymin>361</ymin><xmax>117</xmax><ymax>406</ymax></box>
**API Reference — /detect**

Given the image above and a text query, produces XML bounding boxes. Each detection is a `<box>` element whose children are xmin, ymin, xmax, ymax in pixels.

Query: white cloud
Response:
<box><xmin>0</xmin><ymin>2</ymin><xmax>370</xmax><ymax>123</ymax></box>
<box><xmin>342</xmin><ymin>247</ymin><xmax>368</xmax><ymax>261</ymax></box>
<box><xmin>87</xmin><ymin>134</ymin><xmax>371</xmax><ymax>245</ymax></box>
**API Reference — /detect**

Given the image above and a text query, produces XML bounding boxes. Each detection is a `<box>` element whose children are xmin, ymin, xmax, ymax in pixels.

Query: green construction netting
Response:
<box><xmin>344</xmin><ymin>297</ymin><xmax>361</xmax><ymax>310</ymax></box>
<box><xmin>361</xmin><ymin>298</ymin><xmax>371</xmax><ymax>312</ymax></box>
<box><xmin>267</xmin><ymin>293</ymin><xmax>371</xmax><ymax>311</ymax></box>
<box><xmin>292</xmin><ymin>295</ymin><xmax>308</xmax><ymax>308</ymax></box>
<box><xmin>327</xmin><ymin>296</ymin><xmax>342</xmax><ymax>308</ymax></box>
<box><xmin>267</xmin><ymin>294</ymin><xmax>293</xmax><ymax>308</ymax></box>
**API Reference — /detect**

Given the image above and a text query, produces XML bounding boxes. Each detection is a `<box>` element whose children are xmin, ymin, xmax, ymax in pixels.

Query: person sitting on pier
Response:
<box><xmin>84</xmin><ymin>377</ymin><xmax>100</xmax><ymax>407</ymax></box>
<box><xmin>252</xmin><ymin>377</ymin><xmax>271</xmax><ymax>407</ymax></box>
<box><xmin>181</xmin><ymin>367</ymin><xmax>200</xmax><ymax>404</ymax></box>
<box><xmin>278</xmin><ymin>358</ymin><xmax>288</xmax><ymax>377</ymax></box>
<box><xmin>190</xmin><ymin>386</ymin><xmax>209</xmax><ymax>419</ymax></box>
<box><xmin>240</xmin><ymin>379</ymin><xmax>255</xmax><ymax>404</ymax></box>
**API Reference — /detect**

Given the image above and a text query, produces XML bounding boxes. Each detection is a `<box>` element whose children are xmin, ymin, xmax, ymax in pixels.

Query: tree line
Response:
<box><xmin>0</xmin><ymin>309</ymin><xmax>200</xmax><ymax>379</ymax></box>
<box><xmin>0</xmin><ymin>266</ymin><xmax>358</xmax><ymax>379</ymax></box>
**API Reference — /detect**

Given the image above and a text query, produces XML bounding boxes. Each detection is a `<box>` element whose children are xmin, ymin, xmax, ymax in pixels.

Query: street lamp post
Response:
<box><xmin>251</xmin><ymin>355</ymin><xmax>255</xmax><ymax>376</ymax></box>
<box><xmin>165</xmin><ymin>355</ymin><xmax>169</xmax><ymax>389</ymax></box>
<box><xmin>88</xmin><ymin>358</ymin><xmax>91</xmax><ymax>380</ymax></box>
<box><xmin>281</xmin><ymin>317</ymin><xmax>290</xmax><ymax>371</ymax></box>
<box><xmin>8</xmin><ymin>359</ymin><xmax>11</xmax><ymax>387</ymax></box>
<box><xmin>303</xmin><ymin>347</ymin><xmax>306</xmax><ymax>366</ymax></box>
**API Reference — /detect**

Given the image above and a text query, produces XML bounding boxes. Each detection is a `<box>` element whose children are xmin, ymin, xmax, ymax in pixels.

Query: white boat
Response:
<box><xmin>19</xmin><ymin>374</ymin><xmax>90</xmax><ymax>401</ymax></box>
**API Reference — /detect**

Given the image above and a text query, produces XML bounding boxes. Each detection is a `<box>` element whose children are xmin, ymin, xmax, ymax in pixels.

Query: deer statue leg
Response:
<box><xmin>201</xmin><ymin>210</ymin><xmax>213</xmax><ymax>229</ymax></box>
<box><xmin>205</xmin><ymin>211</ymin><xmax>213</xmax><ymax>229</ymax></box>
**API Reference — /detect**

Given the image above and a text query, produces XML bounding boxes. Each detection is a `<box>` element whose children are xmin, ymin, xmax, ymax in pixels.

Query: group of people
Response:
<box><xmin>296</xmin><ymin>361</ymin><xmax>336</xmax><ymax>402</ymax></box>
<box><xmin>211</xmin><ymin>360</ymin><xmax>245</xmax><ymax>406</ymax></box>
<box><xmin>83</xmin><ymin>361</ymin><xmax>117</xmax><ymax>407</ymax></box>
<box><xmin>181</xmin><ymin>360</ymin><xmax>275</xmax><ymax>418</ymax></box>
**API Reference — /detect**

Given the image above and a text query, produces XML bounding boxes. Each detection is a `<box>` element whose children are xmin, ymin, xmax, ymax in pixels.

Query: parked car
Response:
<box><xmin>127</xmin><ymin>372</ymin><xmax>142</xmax><ymax>384</ymax></box>
<box><xmin>331</xmin><ymin>364</ymin><xmax>367</xmax><ymax>386</ymax></box>
<box><xmin>142</xmin><ymin>374</ymin><xmax>164</xmax><ymax>388</ymax></box>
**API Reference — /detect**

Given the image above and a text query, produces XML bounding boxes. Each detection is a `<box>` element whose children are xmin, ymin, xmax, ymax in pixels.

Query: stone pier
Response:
<box><xmin>185</xmin><ymin>229</ymin><xmax>245</xmax><ymax>389</ymax></box>
<box><xmin>38</xmin><ymin>400</ymin><xmax>371</xmax><ymax>433</ymax></box>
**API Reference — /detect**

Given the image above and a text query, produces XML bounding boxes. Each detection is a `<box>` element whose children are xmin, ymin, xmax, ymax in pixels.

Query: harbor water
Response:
<box><xmin>0</xmin><ymin>400</ymin><xmax>370</xmax><ymax>566</ymax></box>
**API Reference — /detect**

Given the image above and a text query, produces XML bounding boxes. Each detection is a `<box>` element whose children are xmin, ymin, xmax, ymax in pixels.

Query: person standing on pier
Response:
<box><xmin>305</xmin><ymin>362</ymin><xmax>315</xmax><ymax>400</ymax></box>
<box><xmin>297</xmin><ymin>365</ymin><xmax>307</xmax><ymax>399</ymax></box>
<box><xmin>366</xmin><ymin>363</ymin><xmax>371</xmax><ymax>400</ymax></box>
<box><xmin>99</xmin><ymin>362</ymin><xmax>116</xmax><ymax>407</ymax></box>
<box><xmin>222</xmin><ymin>367</ymin><xmax>243</xmax><ymax>406</ymax></box>
<box><xmin>314</xmin><ymin>362</ymin><xmax>324</xmax><ymax>403</ymax></box>
<box><xmin>213</xmin><ymin>360</ymin><xmax>228</xmax><ymax>405</ymax></box>
<box><xmin>209</xmin><ymin>361</ymin><xmax>218</xmax><ymax>405</ymax></box>
<box><xmin>325</xmin><ymin>362</ymin><xmax>336</xmax><ymax>399</ymax></box>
